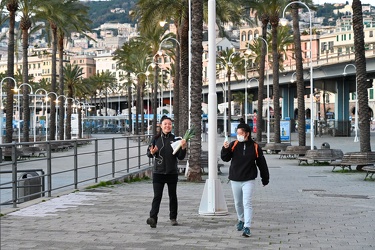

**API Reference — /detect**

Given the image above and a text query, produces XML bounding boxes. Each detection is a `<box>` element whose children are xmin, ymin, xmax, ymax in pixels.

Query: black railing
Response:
<box><xmin>0</xmin><ymin>134</ymin><xmax>152</xmax><ymax>208</ymax></box>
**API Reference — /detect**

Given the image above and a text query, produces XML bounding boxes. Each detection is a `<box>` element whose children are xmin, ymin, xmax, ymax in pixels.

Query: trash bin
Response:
<box><xmin>18</xmin><ymin>172</ymin><xmax>42</xmax><ymax>203</ymax></box>
<box><xmin>321</xmin><ymin>142</ymin><xmax>330</xmax><ymax>149</ymax></box>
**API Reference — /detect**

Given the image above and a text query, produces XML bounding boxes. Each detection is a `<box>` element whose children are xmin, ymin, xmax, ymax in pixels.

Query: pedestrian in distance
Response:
<box><xmin>221</xmin><ymin>119</ymin><xmax>269</xmax><ymax>237</ymax></box>
<box><xmin>146</xmin><ymin>115</ymin><xmax>187</xmax><ymax>228</ymax></box>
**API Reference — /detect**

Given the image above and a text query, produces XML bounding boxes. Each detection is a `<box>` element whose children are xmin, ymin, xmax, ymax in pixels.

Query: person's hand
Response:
<box><xmin>149</xmin><ymin>145</ymin><xmax>158</xmax><ymax>155</ymax></box>
<box><xmin>223</xmin><ymin>140</ymin><xmax>229</xmax><ymax>148</ymax></box>
<box><xmin>262</xmin><ymin>179</ymin><xmax>269</xmax><ymax>187</ymax></box>
<box><xmin>180</xmin><ymin>139</ymin><xmax>187</xmax><ymax>150</ymax></box>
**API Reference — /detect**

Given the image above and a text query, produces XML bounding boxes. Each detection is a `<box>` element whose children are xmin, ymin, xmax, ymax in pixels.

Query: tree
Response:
<box><xmin>248</xmin><ymin>0</ymin><xmax>270</xmax><ymax>143</ymax></box>
<box><xmin>269</xmin><ymin>0</ymin><xmax>287</xmax><ymax>144</ymax></box>
<box><xmin>186</xmin><ymin>0</ymin><xmax>203</xmax><ymax>181</ymax></box>
<box><xmin>4</xmin><ymin>0</ymin><xmax>18</xmax><ymax>143</ymax></box>
<box><xmin>57</xmin><ymin>0</ymin><xmax>92</xmax><ymax>140</ymax></box>
<box><xmin>352</xmin><ymin>0</ymin><xmax>370</xmax><ymax>152</ymax></box>
<box><xmin>63</xmin><ymin>64</ymin><xmax>83</xmax><ymax>139</ymax></box>
<box><xmin>217</xmin><ymin>49</ymin><xmax>242</xmax><ymax>138</ymax></box>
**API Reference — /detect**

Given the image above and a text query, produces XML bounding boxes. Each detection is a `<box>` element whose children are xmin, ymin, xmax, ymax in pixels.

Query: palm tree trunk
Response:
<box><xmin>353</xmin><ymin>0</ymin><xmax>371</xmax><ymax>152</ymax></box>
<box><xmin>173</xmin><ymin>30</ymin><xmax>181</xmax><ymax>136</ymax></box>
<box><xmin>271</xmin><ymin>21</ymin><xmax>281</xmax><ymax>143</ymax></box>
<box><xmin>50</xmin><ymin>25</ymin><xmax>58</xmax><ymax>141</ymax></box>
<box><xmin>291</xmin><ymin>3</ymin><xmax>306</xmax><ymax>146</ymax></box>
<box><xmin>187</xmin><ymin>0</ymin><xmax>203</xmax><ymax>181</ymax></box>
<box><xmin>6</xmin><ymin>1</ymin><xmax>18</xmax><ymax>143</ymax></box>
<box><xmin>22</xmin><ymin>21</ymin><xmax>31</xmax><ymax>143</ymax></box>
<box><xmin>58</xmin><ymin>36</ymin><xmax>65</xmax><ymax>140</ymax></box>
<box><xmin>256</xmin><ymin>21</ymin><xmax>268</xmax><ymax>142</ymax></box>
<box><xmin>179</xmin><ymin>16</ymin><xmax>189</xmax><ymax>135</ymax></box>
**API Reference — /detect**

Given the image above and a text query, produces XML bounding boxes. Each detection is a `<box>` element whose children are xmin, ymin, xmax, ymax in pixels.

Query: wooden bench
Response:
<box><xmin>21</xmin><ymin>146</ymin><xmax>47</xmax><ymax>157</ymax></box>
<box><xmin>362</xmin><ymin>166</ymin><xmax>375</xmax><ymax>180</ymax></box>
<box><xmin>298</xmin><ymin>149</ymin><xmax>343</xmax><ymax>165</ymax></box>
<box><xmin>279</xmin><ymin>146</ymin><xmax>311</xmax><ymax>159</ymax></box>
<box><xmin>263</xmin><ymin>143</ymin><xmax>291</xmax><ymax>154</ymax></box>
<box><xmin>330</xmin><ymin>152</ymin><xmax>375</xmax><ymax>171</ymax></box>
<box><xmin>178</xmin><ymin>151</ymin><xmax>223</xmax><ymax>174</ymax></box>
<box><xmin>2</xmin><ymin>148</ymin><xmax>31</xmax><ymax>161</ymax></box>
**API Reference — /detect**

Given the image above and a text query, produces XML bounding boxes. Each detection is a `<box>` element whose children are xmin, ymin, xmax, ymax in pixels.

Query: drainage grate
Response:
<box><xmin>302</xmin><ymin>189</ymin><xmax>326</xmax><ymax>192</ymax></box>
<box><xmin>315</xmin><ymin>193</ymin><xmax>369</xmax><ymax>199</ymax></box>
<box><xmin>83</xmin><ymin>189</ymin><xmax>111</xmax><ymax>193</ymax></box>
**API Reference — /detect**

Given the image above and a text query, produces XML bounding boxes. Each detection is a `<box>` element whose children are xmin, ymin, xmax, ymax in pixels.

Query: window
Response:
<box><xmin>370</xmin><ymin>31</ymin><xmax>373</xmax><ymax>38</ymax></box>
<box><xmin>370</xmin><ymin>89</ymin><xmax>374</xmax><ymax>99</ymax></box>
<box><xmin>241</xmin><ymin>31</ymin><xmax>246</xmax><ymax>41</ymax></box>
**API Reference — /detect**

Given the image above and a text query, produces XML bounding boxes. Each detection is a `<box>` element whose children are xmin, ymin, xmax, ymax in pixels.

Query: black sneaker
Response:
<box><xmin>236</xmin><ymin>220</ymin><xmax>244</xmax><ymax>231</ymax></box>
<box><xmin>147</xmin><ymin>217</ymin><xmax>157</xmax><ymax>228</ymax></box>
<box><xmin>242</xmin><ymin>227</ymin><xmax>251</xmax><ymax>237</ymax></box>
<box><xmin>170</xmin><ymin>219</ymin><xmax>178</xmax><ymax>226</ymax></box>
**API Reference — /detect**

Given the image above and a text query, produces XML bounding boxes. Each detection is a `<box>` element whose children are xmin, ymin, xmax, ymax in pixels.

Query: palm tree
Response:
<box><xmin>186</xmin><ymin>0</ymin><xmax>203</xmax><ymax>181</ymax></box>
<box><xmin>288</xmin><ymin>0</ymin><xmax>314</xmax><ymax>147</ymax></box>
<box><xmin>57</xmin><ymin>0</ymin><xmax>91</xmax><ymax>140</ymax></box>
<box><xmin>64</xmin><ymin>64</ymin><xmax>84</xmax><ymax>139</ymax></box>
<box><xmin>35</xmin><ymin>0</ymin><xmax>64</xmax><ymax>140</ymax></box>
<box><xmin>19</xmin><ymin>0</ymin><xmax>48</xmax><ymax>142</ymax></box>
<box><xmin>4</xmin><ymin>0</ymin><xmax>18</xmax><ymax>143</ymax></box>
<box><xmin>248</xmin><ymin>0</ymin><xmax>270</xmax><ymax>143</ymax></box>
<box><xmin>352</xmin><ymin>0</ymin><xmax>370</xmax><ymax>152</ymax></box>
<box><xmin>269</xmin><ymin>0</ymin><xmax>287</xmax><ymax>143</ymax></box>
<box><xmin>217</xmin><ymin>48</ymin><xmax>242</xmax><ymax>138</ymax></box>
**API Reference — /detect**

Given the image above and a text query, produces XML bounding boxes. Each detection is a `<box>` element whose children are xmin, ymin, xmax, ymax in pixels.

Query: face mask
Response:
<box><xmin>237</xmin><ymin>135</ymin><xmax>245</xmax><ymax>142</ymax></box>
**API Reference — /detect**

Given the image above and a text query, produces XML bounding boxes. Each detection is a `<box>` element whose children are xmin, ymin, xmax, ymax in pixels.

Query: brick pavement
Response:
<box><xmin>0</xmin><ymin>133</ymin><xmax>374</xmax><ymax>249</ymax></box>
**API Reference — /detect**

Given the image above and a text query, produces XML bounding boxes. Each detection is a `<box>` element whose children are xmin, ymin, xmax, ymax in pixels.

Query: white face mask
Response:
<box><xmin>237</xmin><ymin>135</ymin><xmax>245</xmax><ymax>142</ymax></box>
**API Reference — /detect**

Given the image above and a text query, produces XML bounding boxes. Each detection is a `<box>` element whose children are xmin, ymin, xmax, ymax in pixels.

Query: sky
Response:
<box><xmin>313</xmin><ymin>0</ymin><xmax>372</xmax><ymax>4</ymax></box>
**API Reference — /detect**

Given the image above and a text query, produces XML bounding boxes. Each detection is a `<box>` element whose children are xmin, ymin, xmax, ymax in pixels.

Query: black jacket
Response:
<box><xmin>147</xmin><ymin>132</ymin><xmax>186</xmax><ymax>174</ymax></box>
<box><xmin>221</xmin><ymin>139</ymin><xmax>269</xmax><ymax>185</ymax></box>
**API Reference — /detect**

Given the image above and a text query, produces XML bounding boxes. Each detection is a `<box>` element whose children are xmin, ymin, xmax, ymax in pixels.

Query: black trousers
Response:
<box><xmin>150</xmin><ymin>180</ymin><xmax>178</xmax><ymax>221</ymax></box>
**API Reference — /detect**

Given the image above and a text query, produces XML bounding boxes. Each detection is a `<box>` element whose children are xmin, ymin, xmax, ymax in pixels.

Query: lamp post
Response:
<box><xmin>15</xmin><ymin>83</ymin><xmax>34</xmax><ymax>143</ymax></box>
<box><xmin>217</xmin><ymin>63</ymin><xmax>228</xmax><ymax>140</ymax></box>
<box><xmin>281</xmin><ymin>1</ymin><xmax>314</xmax><ymax>149</ymax></box>
<box><xmin>343</xmin><ymin>64</ymin><xmax>358</xmax><ymax>142</ymax></box>
<box><xmin>0</xmin><ymin>77</ymin><xmax>17</xmax><ymax>144</ymax></box>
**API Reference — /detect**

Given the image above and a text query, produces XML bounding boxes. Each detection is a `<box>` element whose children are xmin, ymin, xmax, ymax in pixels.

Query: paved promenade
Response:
<box><xmin>1</xmin><ymin>133</ymin><xmax>375</xmax><ymax>249</ymax></box>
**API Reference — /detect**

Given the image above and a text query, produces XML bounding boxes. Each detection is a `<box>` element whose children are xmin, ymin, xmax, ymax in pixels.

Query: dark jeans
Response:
<box><xmin>150</xmin><ymin>182</ymin><xmax>178</xmax><ymax>221</ymax></box>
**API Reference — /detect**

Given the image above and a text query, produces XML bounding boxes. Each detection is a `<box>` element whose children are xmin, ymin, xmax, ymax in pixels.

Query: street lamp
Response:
<box><xmin>217</xmin><ymin>62</ymin><xmax>228</xmax><ymax>140</ymax></box>
<box><xmin>343</xmin><ymin>64</ymin><xmax>358</xmax><ymax>142</ymax></box>
<box><xmin>281</xmin><ymin>1</ymin><xmax>314</xmax><ymax>149</ymax></box>
<box><xmin>15</xmin><ymin>83</ymin><xmax>34</xmax><ymax>143</ymax></box>
<box><xmin>0</xmin><ymin>77</ymin><xmax>17</xmax><ymax>144</ymax></box>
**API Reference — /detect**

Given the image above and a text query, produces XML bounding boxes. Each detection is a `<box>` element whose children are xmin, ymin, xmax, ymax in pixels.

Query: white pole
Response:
<box><xmin>199</xmin><ymin>0</ymin><xmax>228</xmax><ymax>216</ymax></box>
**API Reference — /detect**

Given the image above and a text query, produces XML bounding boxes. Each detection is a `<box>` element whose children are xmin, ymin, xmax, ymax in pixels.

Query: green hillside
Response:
<box><xmin>83</xmin><ymin>0</ymin><xmax>137</xmax><ymax>29</ymax></box>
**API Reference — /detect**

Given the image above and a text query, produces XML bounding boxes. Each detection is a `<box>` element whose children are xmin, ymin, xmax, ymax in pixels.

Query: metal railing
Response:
<box><xmin>0</xmin><ymin>134</ymin><xmax>152</xmax><ymax>208</ymax></box>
